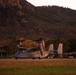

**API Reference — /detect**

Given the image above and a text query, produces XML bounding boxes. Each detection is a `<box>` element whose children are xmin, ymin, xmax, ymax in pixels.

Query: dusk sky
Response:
<box><xmin>27</xmin><ymin>0</ymin><xmax>76</xmax><ymax>10</ymax></box>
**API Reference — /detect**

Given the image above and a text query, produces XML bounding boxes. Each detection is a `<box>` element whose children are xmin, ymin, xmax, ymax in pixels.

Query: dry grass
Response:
<box><xmin>0</xmin><ymin>59</ymin><xmax>76</xmax><ymax>75</ymax></box>
<box><xmin>0</xmin><ymin>59</ymin><xmax>76</xmax><ymax>67</ymax></box>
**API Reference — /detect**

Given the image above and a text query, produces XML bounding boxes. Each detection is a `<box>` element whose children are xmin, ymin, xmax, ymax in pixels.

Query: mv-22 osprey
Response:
<box><xmin>14</xmin><ymin>38</ymin><xmax>63</xmax><ymax>59</ymax></box>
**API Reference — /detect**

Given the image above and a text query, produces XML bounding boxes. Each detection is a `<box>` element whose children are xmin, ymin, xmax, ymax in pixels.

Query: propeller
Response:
<box><xmin>39</xmin><ymin>43</ymin><xmax>44</xmax><ymax>56</ymax></box>
<box><xmin>35</xmin><ymin>38</ymin><xmax>45</xmax><ymax>56</ymax></box>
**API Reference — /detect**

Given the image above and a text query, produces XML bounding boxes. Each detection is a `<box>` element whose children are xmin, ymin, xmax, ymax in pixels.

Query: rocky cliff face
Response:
<box><xmin>0</xmin><ymin>0</ymin><xmax>21</xmax><ymax>8</ymax></box>
<box><xmin>0</xmin><ymin>0</ymin><xmax>35</xmax><ymax>38</ymax></box>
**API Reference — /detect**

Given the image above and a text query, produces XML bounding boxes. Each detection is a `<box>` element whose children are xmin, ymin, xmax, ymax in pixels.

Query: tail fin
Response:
<box><xmin>57</xmin><ymin>43</ymin><xmax>63</xmax><ymax>57</ymax></box>
<box><xmin>48</xmin><ymin>44</ymin><xmax>54</xmax><ymax>52</ymax></box>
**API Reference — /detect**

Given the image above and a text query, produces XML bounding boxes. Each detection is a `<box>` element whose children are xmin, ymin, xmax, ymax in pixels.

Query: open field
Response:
<box><xmin>0</xmin><ymin>59</ymin><xmax>76</xmax><ymax>75</ymax></box>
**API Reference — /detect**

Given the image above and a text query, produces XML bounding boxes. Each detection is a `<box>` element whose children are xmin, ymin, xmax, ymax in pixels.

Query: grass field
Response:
<box><xmin>0</xmin><ymin>59</ymin><xmax>76</xmax><ymax>75</ymax></box>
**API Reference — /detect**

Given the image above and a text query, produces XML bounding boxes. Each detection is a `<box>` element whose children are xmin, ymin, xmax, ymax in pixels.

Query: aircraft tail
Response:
<box><xmin>48</xmin><ymin>44</ymin><xmax>54</xmax><ymax>52</ymax></box>
<box><xmin>57</xmin><ymin>43</ymin><xmax>63</xmax><ymax>57</ymax></box>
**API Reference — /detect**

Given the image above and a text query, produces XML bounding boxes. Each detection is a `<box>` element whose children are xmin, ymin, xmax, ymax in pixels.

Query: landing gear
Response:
<box><xmin>32</xmin><ymin>58</ymin><xmax>35</xmax><ymax>59</ymax></box>
<box><xmin>38</xmin><ymin>57</ymin><xmax>41</xmax><ymax>59</ymax></box>
<box><xmin>15</xmin><ymin>57</ymin><xmax>18</xmax><ymax>60</ymax></box>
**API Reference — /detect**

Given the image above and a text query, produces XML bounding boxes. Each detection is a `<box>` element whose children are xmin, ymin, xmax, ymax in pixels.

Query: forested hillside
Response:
<box><xmin>0</xmin><ymin>0</ymin><xmax>76</xmax><ymax>39</ymax></box>
<box><xmin>0</xmin><ymin>0</ymin><xmax>76</xmax><ymax>56</ymax></box>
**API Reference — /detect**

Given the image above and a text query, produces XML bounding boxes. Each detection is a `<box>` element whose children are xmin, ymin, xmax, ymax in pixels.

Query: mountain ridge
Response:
<box><xmin>0</xmin><ymin>0</ymin><xmax>76</xmax><ymax>40</ymax></box>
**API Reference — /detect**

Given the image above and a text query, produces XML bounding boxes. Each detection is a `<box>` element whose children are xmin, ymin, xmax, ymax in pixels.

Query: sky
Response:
<box><xmin>27</xmin><ymin>0</ymin><xmax>76</xmax><ymax>10</ymax></box>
